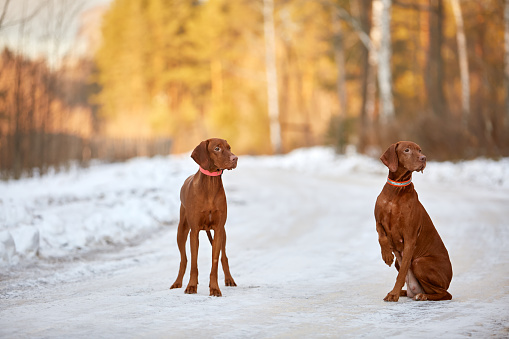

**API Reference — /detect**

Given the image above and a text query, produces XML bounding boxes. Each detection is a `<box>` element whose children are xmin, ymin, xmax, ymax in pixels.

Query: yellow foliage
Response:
<box><xmin>92</xmin><ymin>0</ymin><xmax>507</xmax><ymax>155</ymax></box>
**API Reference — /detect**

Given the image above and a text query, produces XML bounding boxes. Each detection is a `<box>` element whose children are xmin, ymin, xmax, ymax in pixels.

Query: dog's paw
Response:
<box><xmin>382</xmin><ymin>250</ymin><xmax>394</xmax><ymax>266</ymax></box>
<box><xmin>185</xmin><ymin>285</ymin><xmax>197</xmax><ymax>294</ymax></box>
<box><xmin>170</xmin><ymin>281</ymin><xmax>182</xmax><ymax>289</ymax></box>
<box><xmin>384</xmin><ymin>291</ymin><xmax>400</xmax><ymax>302</ymax></box>
<box><xmin>209</xmin><ymin>287</ymin><xmax>222</xmax><ymax>297</ymax></box>
<box><xmin>413</xmin><ymin>293</ymin><xmax>428</xmax><ymax>301</ymax></box>
<box><xmin>225</xmin><ymin>277</ymin><xmax>237</xmax><ymax>287</ymax></box>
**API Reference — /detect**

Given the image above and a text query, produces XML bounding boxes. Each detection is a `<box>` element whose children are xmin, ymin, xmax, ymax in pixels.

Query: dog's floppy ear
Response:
<box><xmin>380</xmin><ymin>142</ymin><xmax>399</xmax><ymax>173</ymax></box>
<box><xmin>191</xmin><ymin>140</ymin><xmax>210</xmax><ymax>170</ymax></box>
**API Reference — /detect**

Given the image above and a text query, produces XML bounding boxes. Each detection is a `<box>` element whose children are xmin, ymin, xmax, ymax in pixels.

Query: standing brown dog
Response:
<box><xmin>170</xmin><ymin>138</ymin><xmax>238</xmax><ymax>296</ymax></box>
<box><xmin>375</xmin><ymin>141</ymin><xmax>453</xmax><ymax>301</ymax></box>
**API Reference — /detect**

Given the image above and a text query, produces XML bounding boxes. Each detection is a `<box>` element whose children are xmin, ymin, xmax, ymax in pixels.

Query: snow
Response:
<box><xmin>1</xmin><ymin>147</ymin><xmax>508</xmax><ymax>337</ymax></box>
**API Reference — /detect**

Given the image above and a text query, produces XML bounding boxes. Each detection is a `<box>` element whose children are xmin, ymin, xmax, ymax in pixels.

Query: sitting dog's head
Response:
<box><xmin>380</xmin><ymin>141</ymin><xmax>426</xmax><ymax>173</ymax></box>
<box><xmin>191</xmin><ymin>138</ymin><xmax>238</xmax><ymax>172</ymax></box>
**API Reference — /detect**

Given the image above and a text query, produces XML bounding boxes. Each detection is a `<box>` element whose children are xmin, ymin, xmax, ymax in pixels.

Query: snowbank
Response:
<box><xmin>1</xmin><ymin>147</ymin><xmax>508</xmax><ymax>266</ymax></box>
<box><xmin>0</xmin><ymin>155</ymin><xmax>193</xmax><ymax>266</ymax></box>
<box><xmin>242</xmin><ymin>147</ymin><xmax>509</xmax><ymax>188</ymax></box>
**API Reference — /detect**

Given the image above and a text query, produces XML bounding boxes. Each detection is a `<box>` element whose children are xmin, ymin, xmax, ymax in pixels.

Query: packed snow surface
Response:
<box><xmin>1</xmin><ymin>147</ymin><xmax>508</xmax><ymax>338</ymax></box>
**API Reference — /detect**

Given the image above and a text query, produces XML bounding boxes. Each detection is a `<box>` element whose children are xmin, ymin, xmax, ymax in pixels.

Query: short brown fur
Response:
<box><xmin>170</xmin><ymin>138</ymin><xmax>238</xmax><ymax>296</ymax></box>
<box><xmin>375</xmin><ymin>141</ymin><xmax>453</xmax><ymax>301</ymax></box>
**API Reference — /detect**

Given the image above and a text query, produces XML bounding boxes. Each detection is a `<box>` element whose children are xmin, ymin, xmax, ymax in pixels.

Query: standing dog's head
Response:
<box><xmin>380</xmin><ymin>141</ymin><xmax>426</xmax><ymax>173</ymax></box>
<box><xmin>191</xmin><ymin>138</ymin><xmax>238</xmax><ymax>172</ymax></box>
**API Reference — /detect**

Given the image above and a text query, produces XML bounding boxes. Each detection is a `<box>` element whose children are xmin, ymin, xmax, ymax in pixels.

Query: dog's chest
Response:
<box><xmin>198</xmin><ymin>209</ymin><xmax>222</xmax><ymax>230</ymax></box>
<box><xmin>377</xmin><ymin>196</ymin><xmax>417</xmax><ymax>251</ymax></box>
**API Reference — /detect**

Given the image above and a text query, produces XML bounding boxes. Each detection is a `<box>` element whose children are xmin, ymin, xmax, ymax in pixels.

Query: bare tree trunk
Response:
<box><xmin>332</xmin><ymin>7</ymin><xmax>347</xmax><ymax>117</ymax></box>
<box><xmin>450</xmin><ymin>0</ymin><xmax>470</xmax><ymax>127</ymax></box>
<box><xmin>505</xmin><ymin>0</ymin><xmax>509</xmax><ymax>127</ymax></box>
<box><xmin>350</xmin><ymin>0</ymin><xmax>372</xmax><ymax>153</ymax></box>
<box><xmin>427</xmin><ymin>0</ymin><xmax>446</xmax><ymax>117</ymax></box>
<box><xmin>378</xmin><ymin>0</ymin><xmax>395</xmax><ymax>124</ymax></box>
<box><xmin>13</xmin><ymin>0</ymin><xmax>28</xmax><ymax>179</ymax></box>
<box><xmin>366</xmin><ymin>0</ymin><xmax>381</xmax><ymax>124</ymax></box>
<box><xmin>263</xmin><ymin>0</ymin><xmax>282</xmax><ymax>154</ymax></box>
<box><xmin>13</xmin><ymin>57</ymin><xmax>23</xmax><ymax>179</ymax></box>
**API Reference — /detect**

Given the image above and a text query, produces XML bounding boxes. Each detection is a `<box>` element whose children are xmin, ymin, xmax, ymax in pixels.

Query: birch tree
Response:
<box><xmin>377</xmin><ymin>0</ymin><xmax>394</xmax><ymax>124</ymax></box>
<box><xmin>365</xmin><ymin>0</ymin><xmax>380</xmax><ymax>124</ymax></box>
<box><xmin>366</xmin><ymin>0</ymin><xmax>394</xmax><ymax>125</ymax></box>
<box><xmin>263</xmin><ymin>0</ymin><xmax>282</xmax><ymax>154</ymax></box>
<box><xmin>450</xmin><ymin>0</ymin><xmax>470</xmax><ymax>127</ymax></box>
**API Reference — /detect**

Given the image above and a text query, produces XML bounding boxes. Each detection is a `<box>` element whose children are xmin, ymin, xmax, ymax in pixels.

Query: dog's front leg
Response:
<box><xmin>185</xmin><ymin>229</ymin><xmax>199</xmax><ymax>294</ymax></box>
<box><xmin>384</xmin><ymin>240</ymin><xmax>415</xmax><ymax>302</ymax></box>
<box><xmin>376</xmin><ymin>222</ymin><xmax>394</xmax><ymax>266</ymax></box>
<box><xmin>209</xmin><ymin>228</ymin><xmax>223</xmax><ymax>297</ymax></box>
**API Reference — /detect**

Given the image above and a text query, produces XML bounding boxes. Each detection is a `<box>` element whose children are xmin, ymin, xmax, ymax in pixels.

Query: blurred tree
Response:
<box><xmin>377</xmin><ymin>0</ymin><xmax>395</xmax><ymax>124</ymax></box>
<box><xmin>450</xmin><ymin>0</ymin><xmax>470</xmax><ymax>127</ymax></box>
<box><xmin>331</xmin><ymin>3</ymin><xmax>347</xmax><ymax>118</ymax></box>
<box><xmin>347</xmin><ymin>0</ymin><xmax>372</xmax><ymax>153</ymax></box>
<box><xmin>505</xmin><ymin>0</ymin><xmax>509</xmax><ymax>127</ymax></box>
<box><xmin>95</xmin><ymin>0</ymin><xmax>273</xmax><ymax>153</ymax></box>
<box><xmin>0</xmin><ymin>0</ymin><xmax>46</xmax><ymax>32</ymax></box>
<box><xmin>263</xmin><ymin>0</ymin><xmax>282</xmax><ymax>154</ymax></box>
<box><xmin>90</xmin><ymin>0</ymin><xmax>508</xmax><ymax>158</ymax></box>
<box><xmin>426</xmin><ymin>0</ymin><xmax>446</xmax><ymax>118</ymax></box>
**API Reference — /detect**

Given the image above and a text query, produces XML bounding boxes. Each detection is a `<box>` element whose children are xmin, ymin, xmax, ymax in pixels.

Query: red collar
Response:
<box><xmin>199</xmin><ymin>167</ymin><xmax>223</xmax><ymax>177</ymax></box>
<box><xmin>386</xmin><ymin>177</ymin><xmax>412</xmax><ymax>187</ymax></box>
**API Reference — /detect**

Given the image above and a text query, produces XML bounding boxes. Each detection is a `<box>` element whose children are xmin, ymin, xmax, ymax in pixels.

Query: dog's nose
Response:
<box><xmin>231</xmin><ymin>155</ymin><xmax>238</xmax><ymax>163</ymax></box>
<box><xmin>420</xmin><ymin>155</ymin><xmax>426</xmax><ymax>162</ymax></box>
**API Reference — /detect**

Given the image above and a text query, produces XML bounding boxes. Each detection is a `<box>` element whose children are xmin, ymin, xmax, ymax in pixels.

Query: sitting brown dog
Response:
<box><xmin>375</xmin><ymin>141</ymin><xmax>453</xmax><ymax>301</ymax></box>
<box><xmin>170</xmin><ymin>138</ymin><xmax>238</xmax><ymax>296</ymax></box>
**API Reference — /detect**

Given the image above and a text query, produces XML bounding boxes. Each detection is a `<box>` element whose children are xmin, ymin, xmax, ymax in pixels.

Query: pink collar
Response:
<box><xmin>386</xmin><ymin>177</ymin><xmax>412</xmax><ymax>187</ymax></box>
<box><xmin>199</xmin><ymin>167</ymin><xmax>223</xmax><ymax>177</ymax></box>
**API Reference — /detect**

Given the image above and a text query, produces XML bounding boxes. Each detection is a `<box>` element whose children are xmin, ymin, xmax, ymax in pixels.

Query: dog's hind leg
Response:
<box><xmin>220</xmin><ymin>229</ymin><xmax>236</xmax><ymax>287</ymax></box>
<box><xmin>170</xmin><ymin>205</ymin><xmax>190</xmax><ymax>289</ymax></box>
<box><xmin>411</xmin><ymin>256</ymin><xmax>452</xmax><ymax>301</ymax></box>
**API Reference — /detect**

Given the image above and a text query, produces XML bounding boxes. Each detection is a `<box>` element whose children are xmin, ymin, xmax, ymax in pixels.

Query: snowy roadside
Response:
<box><xmin>0</xmin><ymin>147</ymin><xmax>508</xmax><ymax>268</ymax></box>
<box><xmin>0</xmin><ymin>148</ymin><xmax>508</xmax><ymax>338</ymax></box>
<box><xmin>242</xmin><ymin>147</ymin><xmax>509</xmax><ymax>188</ymax></box>
<box><xmin>0</xmin><ymin>155</ymin><xmax>191</xmax><ymax>266</ymax></box>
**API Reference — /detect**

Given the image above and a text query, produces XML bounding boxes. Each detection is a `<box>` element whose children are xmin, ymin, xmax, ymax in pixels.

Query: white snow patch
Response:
<box><xmin>0</xmin><ymin>231</ymin><xmax>16</xmax><ymax>264</ymax></box>
<box><xmin>1</xmin><ymin>148</ymin><xmax>508</xmax><ymax>265</ymax></box>
<box><xmin>0</xmin><ymin>147</ymin><xmax>508</xmax><ymax>337</ymax></box>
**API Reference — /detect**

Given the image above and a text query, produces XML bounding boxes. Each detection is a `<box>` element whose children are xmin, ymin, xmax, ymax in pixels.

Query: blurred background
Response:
<box><xmin>0</xmin><ymin>0</ymin><xmax>507</xmax><ymax>180</ymax></box>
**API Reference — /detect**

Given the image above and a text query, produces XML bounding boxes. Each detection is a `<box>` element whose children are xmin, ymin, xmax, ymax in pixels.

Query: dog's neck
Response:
<box><xmin>387</xmin><ymin>177</ymin><xmax>412</xmax><ymax>187</ymax></box>
<box><xmin>199</xmin><ymin>167</ymin><xmax>223</xmax><ymax>177</ymax></box>
<box><xmin>387</xmin><ymin>169</ymin><xmax>413</xmax><ymax>188</ymax></box>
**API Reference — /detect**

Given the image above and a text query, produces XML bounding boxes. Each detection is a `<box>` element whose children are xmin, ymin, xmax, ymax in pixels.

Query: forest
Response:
<box><xmin>0</xmin><ymin>0</ymin><xmax>508</xmax><ymax>179</ymax></box>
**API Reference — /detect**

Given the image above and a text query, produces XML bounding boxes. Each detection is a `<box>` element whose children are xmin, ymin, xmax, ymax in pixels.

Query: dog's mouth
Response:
<box><xmin>221</xmin><ymin>161</ymin><xmax>237</xmax><ymax>171</ymax></box>
<box><xmin>226</xmin><ymin>163</ymin><xmax>237</xmax><ymax>171</ymax></box>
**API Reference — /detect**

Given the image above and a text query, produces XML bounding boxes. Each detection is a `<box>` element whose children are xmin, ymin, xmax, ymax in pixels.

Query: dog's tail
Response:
<box><xmin>206</xmin><ymin>230</ymin><xmax>213</xmax><ymax>244</ymax></box>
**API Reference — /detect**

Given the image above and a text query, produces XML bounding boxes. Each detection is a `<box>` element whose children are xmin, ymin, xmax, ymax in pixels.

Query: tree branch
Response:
<box><xmin>0</xmin><ymin>0</ymin><xmax>47</xmax><ymax>31</ymax></box>
<box><xmin>0</xmin><ymin>0</ymin><xmax>11</xmax><ymax>28</ymax></box>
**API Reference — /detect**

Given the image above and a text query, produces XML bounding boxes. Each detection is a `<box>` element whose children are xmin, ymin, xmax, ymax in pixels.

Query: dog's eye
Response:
<box><xmin>214</xmin><ymin>147</ymin><xmax>221</xmax><ymax>152</ymax></box>
<box><xmin>404</xmin><ymin>148</ymin><xmax>410</xmax><ymax>153</ymax></box>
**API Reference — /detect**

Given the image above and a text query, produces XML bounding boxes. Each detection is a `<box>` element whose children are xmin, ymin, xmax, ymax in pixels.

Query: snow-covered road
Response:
<box><xmin>1</xmin><ymin>149</ymin><xmax>508</xmax><ymax>338</ymax></box>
